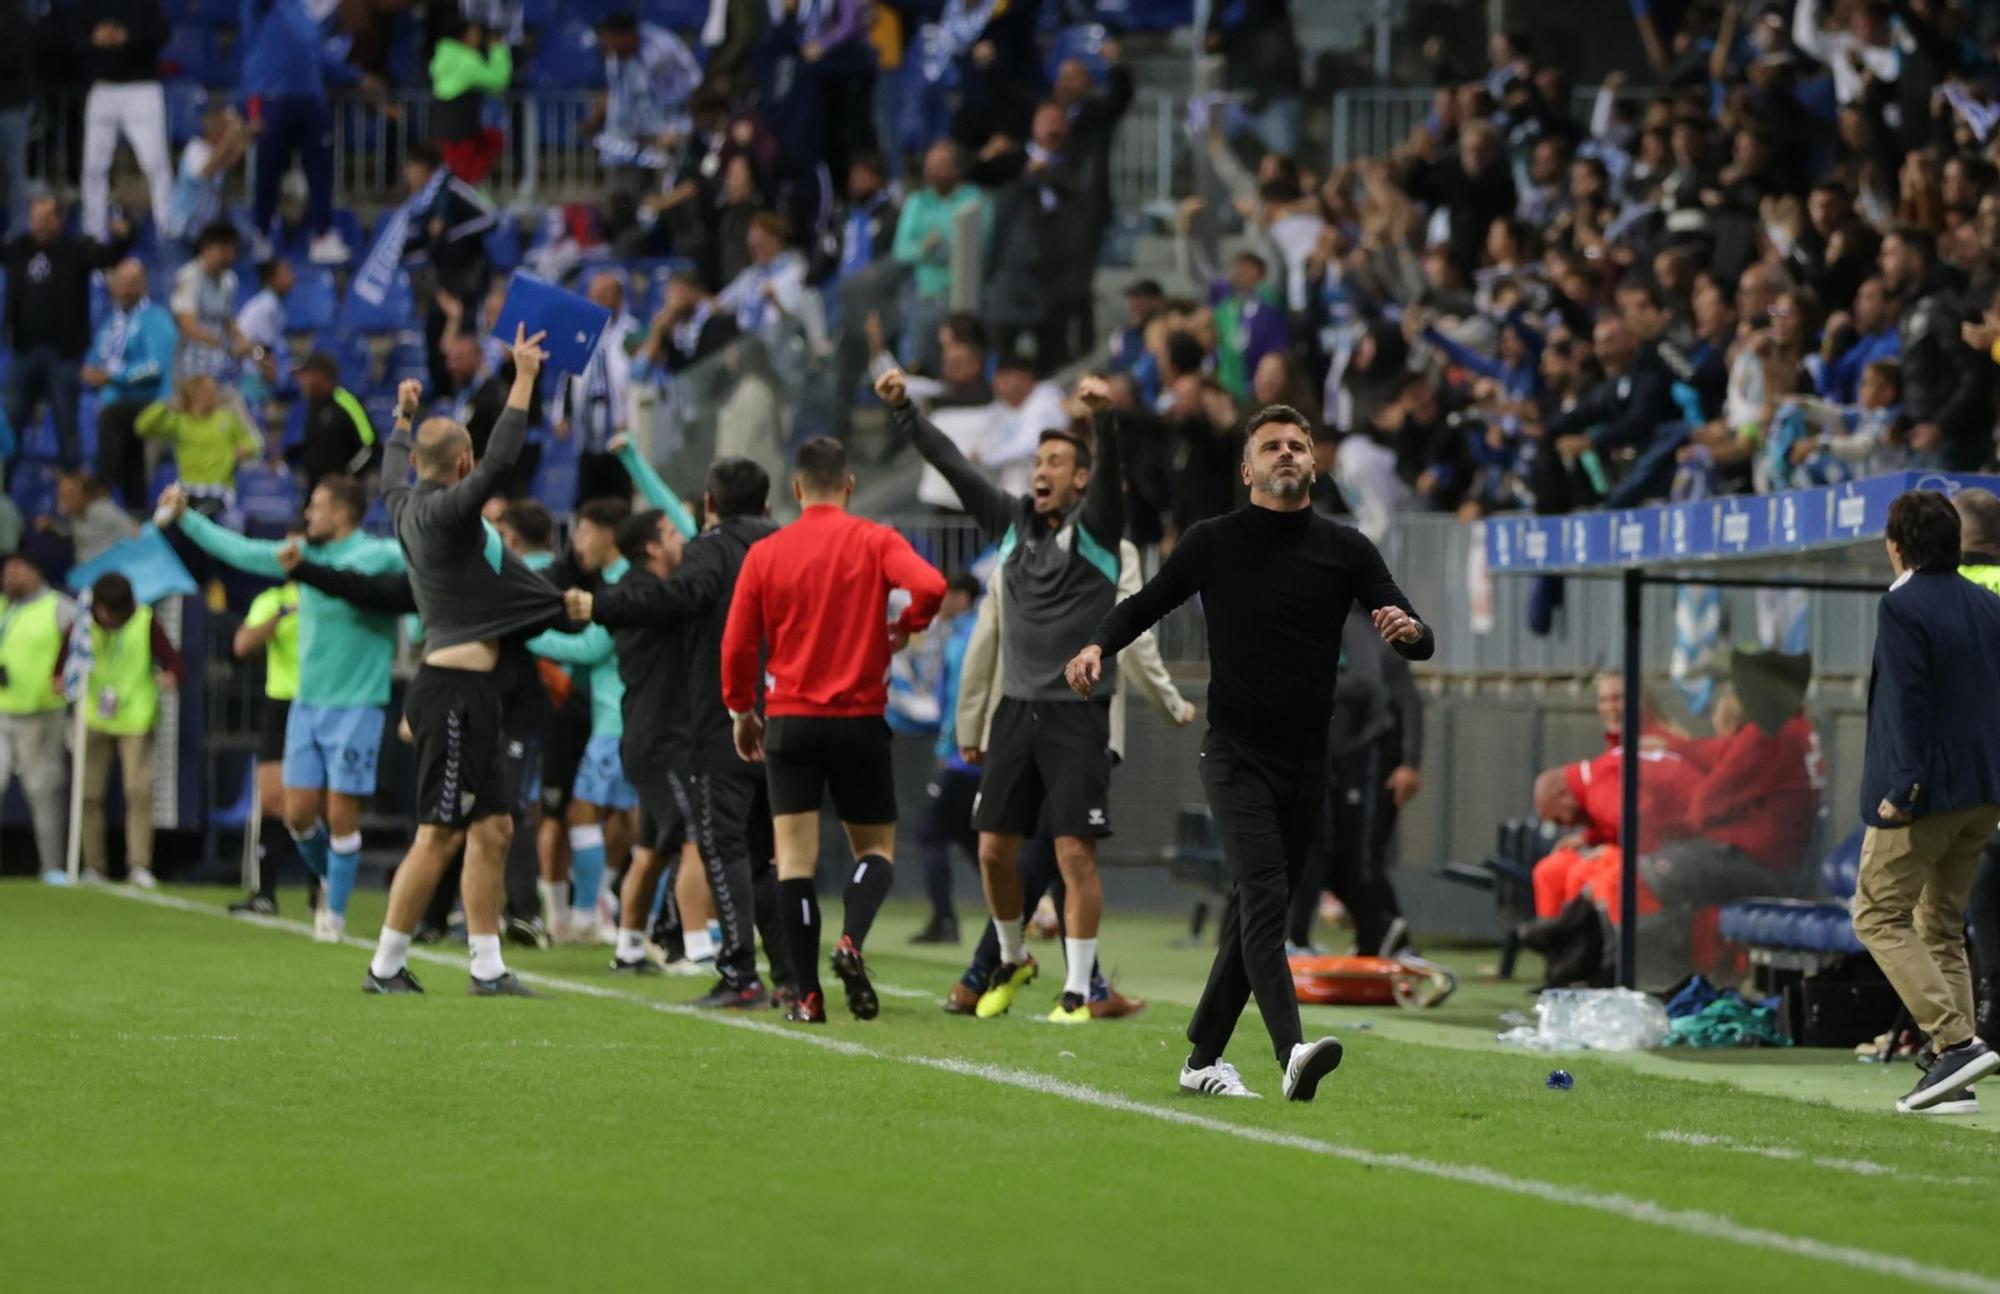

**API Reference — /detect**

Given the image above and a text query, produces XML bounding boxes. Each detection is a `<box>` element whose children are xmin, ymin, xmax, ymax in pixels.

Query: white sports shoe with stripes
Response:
<box><xmin>1180</xmin><ymin>1059</ymin><xmax>1260</xmax><ymax>1098</ymax></box>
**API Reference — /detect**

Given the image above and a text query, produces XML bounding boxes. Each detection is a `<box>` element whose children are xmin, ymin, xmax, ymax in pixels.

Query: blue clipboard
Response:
<box><xmin>491</xmin><ymin>272</ymin><xmax>612</xmax><ymax>376</ymax></box>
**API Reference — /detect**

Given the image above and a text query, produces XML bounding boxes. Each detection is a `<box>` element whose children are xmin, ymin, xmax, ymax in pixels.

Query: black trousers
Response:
<box><xmin>684</xmin><ymin>767</ymin><xmax>769</xmax><ymax>990</ymax></box>
<box><xmin>1188</xmin><ymin>732</ymin><xmax>1322</xmax><ymax>1067</ymax></box>
<box><xmin>95</xmin><ymin>397</ymin><xmax>152</xmax><ymax>510</ymax></box>
<box><xmin>1288</xmin><ymin>738</ymin><xmax>1405</xmax><ymax>953</ymax></box>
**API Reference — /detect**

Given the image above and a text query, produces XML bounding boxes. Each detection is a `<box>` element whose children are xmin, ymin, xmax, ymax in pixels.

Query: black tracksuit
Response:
<box><xmin>287</xmin><ymin>559</ymin><xmax>547</xmax><ymax>925</ymax></box>
<box><xmin>1089</xmin><ymin>504</ymin><xmax>1434</xmax><ymax>1069</ymax></box>
<box><xmin>592</xmin><ymin>514</ymin><xmax>790</xmax><ymax>991</ymax></box>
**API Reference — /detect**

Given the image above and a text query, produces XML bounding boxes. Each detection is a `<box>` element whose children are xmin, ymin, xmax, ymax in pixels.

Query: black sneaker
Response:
<box><xmin>363</xmin><ymin>967</ymin><xmax>424</xmax><ymax>994</ymax></box>
<box><xmin>610</xmin><ymin>956</ymin><xmax>662</xmax><ymax>976</ymax></box>
<box><xmin>830</xmin><ymin>935</ymin><xmax>880</xmax><ymax>1020</ymax></box>
<box><xmin>468</xmin><ymin>972</ymin><xmax>540</xmax><ymax>997</ymax></box>
<box><xmin>1897</xmin><ymin>1037</ymin><xmax>2000</xmax><ymax>1112</ymax></box>
<box><xmin>693</xmin><ymin>979</ymin><xmax>770</xmax><ymax>1010</ymax></box>
<box><xmin>506</xmin><ymin>916</ymin><xmax>550</xmax><ymax>949</ymax></box>
<box><xmin>1282</xmin><ymin>1037</ymin><xmax>1345</xmax><ymax>1103</ymax></box>
<box><xmin>909</xmin><ymin>917</ymin><xmax>960</xmax><ymax>945</ymax></box>
<box><xmin>229</xmin><ymin>893</ymin><xmax>277</xmax><ymax>916</ymax></box>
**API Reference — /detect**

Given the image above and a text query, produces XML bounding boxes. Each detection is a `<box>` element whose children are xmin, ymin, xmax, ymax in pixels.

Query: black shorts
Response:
<box><xmin>258</xmin><ymin>697</ymin><xmax>292</xmax><ymax>763</ymax></box>
<box><xmin>539</xmin><ymin>690</ymin><xmax>592</xmax><ymax>816</ymax></box>
<box><xmin>631</xmin><ymin>766</ymin><xmax>692</xmax><ymax>855</ymax></box>
<box><xmin>972</xmin><ymin>697</ymin><xmax>1112</xmax><ymax>839</ymax></box>
<box><xmin>500</xmin><ymin>728</ymin><xmax>542</xmax><ymax>820</ymax></box>
<box><xmin>406</xmin><ymin>664</ymin><xmax>509</xmax><ymax>829</ymax></box>
<box><xmin>762</xmin><ymin>714</ymin><xmax>897</xmax><ymax>824</ymax></box>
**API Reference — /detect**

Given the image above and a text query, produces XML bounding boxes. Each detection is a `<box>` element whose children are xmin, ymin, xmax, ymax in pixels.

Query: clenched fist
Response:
<box><xmin>874</xmin><ymin>367</ymin><xmax>908</xmax><ymax>409</ymax></box>
<box><xmin>1076</xmin><ymin>374</ymin><xmax>1112</xmax><ymax>413</ymax></box>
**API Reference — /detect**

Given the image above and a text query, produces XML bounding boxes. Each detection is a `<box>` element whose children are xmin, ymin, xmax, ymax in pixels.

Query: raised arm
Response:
<box><xmin>381</xmin><ymin>379</ymin><xmax>420</xmax><ymax>521</ymax></box>
<box><xmin>286</xmin><ymin>552</ymin><xmax>417</xmax><ymax>616</ymax></box>
<box><xmin>1076</xmin><ymin>378</ymin><xmax>1125</xmax><ymax>548</ymax></box>
<box><xmin>877</xmin><ymin>368</ymin><xmax>1017</xmax><ymax>537</ymax></box>
<box><xmin>590</xmin><ymin>532</ymin><xmax>721</xmax><ymax>628</ymax></box>
<box><xmin>166</xmin><ymin>492</ymin><xmax>284</xmax><ymax>577</ymax></box>
<box><xmin>613</xmin><ymin>434</ymin><xmax>699</xmax><ymax>539</ymax></box>
<box><xmin>426</xmin><ymin>329</ymin><xmax>547</xmax><ymax>528</ymax></box>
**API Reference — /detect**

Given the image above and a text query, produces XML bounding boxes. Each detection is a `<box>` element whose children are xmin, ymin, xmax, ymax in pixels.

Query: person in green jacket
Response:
<box><xmin>0</xmin><ymin>552</ymin><xmax>78</xmax><ymax>881</ymax></box>
<box><xmin>892</xmin><ymin>142</ymin><xmax>991</xmax><ymax>375</ymax></box>
<box><xmin>159</xmin><ymin>475</ymin><xmax>404</xmax><ymax>943</ymax></box>
<box><xmin>63</xmin><ymin>573</ymin><xmax>183</xmax><ymax>888</ymax></box>
<box><xmin>137</xmin><ymin>374</ymin><xmax>263</xmax><ymax>508</ymax></box>
<box><xmin>429</xmin><ymin>15</ymin><xmax>512</xmax><ymax>185</ymax></box>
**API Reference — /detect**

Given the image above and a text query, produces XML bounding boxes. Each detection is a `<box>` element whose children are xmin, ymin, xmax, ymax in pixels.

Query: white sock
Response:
<box><xmin>1063</xmin><ymin>937</ymin><xmax>1096</xmax><ymax>999</ymax></box>
<box><xmin>684</xmin><ymin>926</ymin><xmax>716</xmax><ymax>961</ymax></box>
<box><xmin>569</xmin><ymin>905</ymin><xmax>596</xmax><ymax>931</ymax></box>
<box><xmin>538</xmin><ymin>880</ymin><xmax>559</xmax><ymax>924</ymax></box>
<box><xmin>616</xmin><ymin>928</ymin><xmax>647</xmax><ymax>962</ymax></box>
<box><xmin>469</xmin><ymin>933</ymin><xmax>507</xmax><ymax>981</ymax></box>
<box><xmin>370</xmin><ymin>928</ymin><xmax>412</xmax><ymax>979</ymax></box>
<box><xmin>994</xmin><ymin>917</ymin><xmax>1026</xmax><ymax>966</ymax></box>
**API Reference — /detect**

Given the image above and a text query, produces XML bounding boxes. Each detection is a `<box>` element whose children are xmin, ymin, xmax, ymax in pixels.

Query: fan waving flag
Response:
<box><xmin>67</xmin><ymin>524</ymin><xmax>199</xmax><ymax>606</ymax></box>
<box><xmin>60</xmin><ymin>590</ymin><xmax>93</xmax><ymax>704</ymax></box>
<box><xmin>351</xmin><ymin>164</ymin><xmax>449</xmax><ymax>308</ymax></box>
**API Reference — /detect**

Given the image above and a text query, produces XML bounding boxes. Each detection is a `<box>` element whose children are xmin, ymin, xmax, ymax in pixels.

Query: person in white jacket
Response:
<box><xmin>939</xmin><ymin>537</ymin><xmax>1196</xmax><ymax>1017</ymax></box>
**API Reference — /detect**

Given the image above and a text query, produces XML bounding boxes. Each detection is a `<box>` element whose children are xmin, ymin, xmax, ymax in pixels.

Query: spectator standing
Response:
<box><xmin>1852</xmin><ymin>490</ymin><xmax>2000</xmax><ymax>1114</ymax></box>
<box><xmin>1052</xmin><ymin>39</ymin><xmax>1132</xmax><ymax>271</ymax></box>
<box><xmin>42</xmin><ymin>471</ymin><xmax>137</xmax><ymax>564</ymax></box>
<box><xmin>716</xmin><ymin>211</ymin><xmax>825</xmax><ymax>354</ymax></box>
<box><xmin>982</xmin><ymin>104</ymin><xmax>1095</xmax><ymax>372</ymax></box>
<box><xmin>0</xmin><ymin>0</ymin><xmax>35</xmax><ymax>235</ymax></box>
<box><xmin>166</xmin><ymin>104</ymin><xmax>248</xmax><ymax>249</ymax></box>
<box><xmin>596</xmin><ymin>12</ymin><xmax>702</xmax><ymax>175</ymax></box>
<box><xmin>136</xmin><ymin>374</ymin><xmax>263</xmax><ymax>510</ymax></box>
<box><xmin>64</xmin><ymin>571</ymin><xmax>182</xmax><ymax>887</ymax></box>
<box><xmin>820</xmin><ymin>151</ymin><xmax>900</xmax><ymax>428</ymax></box>
<box><xmin>793</xmin><ymin>0</ymin><xmax>876</xmax><ymax>196</ymax></box>
<box><xmin>235</xmin><ymin>258</ymin><xmax>294</xmax><ymax>414</ymax></box>
<box><xmin>171</xmin><ymin>222</ymin><xmax>244</xmax><ymax>381</ymax></box>
<box><xmin>1407</xmin><ymin>120</ymin><xmax>1519</xmax><ymax>279</ymax></box>
<box><xmin>6</xmin><ymin>196</ymin><xmax>130</xmax><ymax>472</ymax></box>
<box><xmin>428</xmin><ymin>15</ymin><xmax>512</xmax><ymax>185</ymax></box>
<box><xmin>697</xmin><ymin>0</ymin><xmax>764</xmax><ymax>104</ymax></box>
<box><xmin>637</xmin><ymin>270</ymin><xmax>741</xmax><ymax>375</ymax></box>
<box><xmin>1880</xmin><ymin>227</ymin><xmax>1985</xmax><ymax>469</ymax></box>
<box><xmin>290</xmin><ymin>351</ymin><xmax>378</xmax><ymax>491</ymax></box>
<box><xmin>73</xmin><ymin>0</ymin><xmax>170</xmax><ymax>240</ymax></box>
<box><xmin>0</xmin><ymin>552</ymin><xmax>73</xmax><ymax>879</ymax></box>
<box><xmin>242</xmin><ymin>0</ymin><xmax>359</xmax><ymax>265</ymax></box>
<box><xmin>85</xmin><ymin>258</ymin><xmax>179</xmax><ymax>510</ymax></box>
<box><xmin>399</xmin><ymin>144</ymin><xmax>498</xmax><ymax>396</ymax></box>
<box><xmin>1204</xmin><ymin>0</ymin><xmax>1302</xmax><ymax>159</ymax></box>
<box><xmin>893</xmin><ymin>142</ymin><xmax>988</xmax><ymax>375</ymax></box>
<box><xmin>553</xmin><ymin>271</ymin><xmax>646</xmax><ymax>505</ymax></box>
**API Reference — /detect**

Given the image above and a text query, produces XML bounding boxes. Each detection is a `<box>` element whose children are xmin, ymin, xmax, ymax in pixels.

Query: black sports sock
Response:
<box><xmin>840</xmin><ymin>854</ymin><xmax>895</xmax><ymax>947</ymax></box>
<box><xmin>780</xmin><ymin>877</ymin><xmax>823</xmax><ymax>996</ymax></box>
<box><xmin>256</xmin><ymin>816</ymin><xmax>299</xmax><ymax>900</ymax></box>
<box><xmin>753</xmin><ymin>862</ymin><xmax>795</xmax><ymax>988</ymax></box>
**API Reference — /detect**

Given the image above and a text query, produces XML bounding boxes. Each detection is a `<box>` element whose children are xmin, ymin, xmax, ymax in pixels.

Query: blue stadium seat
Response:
<box><xmin>236</xmin><ymin>465</ymin><xmax>300</xmax><ymax>531</ymax></box>
<box><xmin>167</xmin><ymin>84</ymin><xmax>211</xmax><ymax>147</ymax></box>
<box><xmin>340</xmin><ymin>271</ymin><xmax>416</xmax><ymax>335</ymax></box>
<box><xmin>161</xmin><ymin>26</ymin><xmax>227</xmax><ymax>86</ymax></box>
<box><xmin>522</xmin><ymin>0</ymin><xmax>561</xmax><ymax>27</ymax></box>
<box><xmin>639</xmin><ymin>0</ymin><xmax>710</xmax><ymax>26</ymax></box>
<box><xmin>11</xmin><ymin>461</ymin><xmax>57</xmax><ymax>522</ymax></box>
<box><xmin>285</xmin><ymin>265</ymin><xmax>339</xmax><ymax>334</ymax></box>
<box><xmin>485</xmin><ymin>218</ymin><xmax>523</xmax><ymax>272</ymax></box>
<box><xmin>1090</xmin><ymin>0</ymin><xmax>1195</xmax><ymax>30</ymax></box>
<box><xmin>1717</xmin><ymin>827</ymin><xmax>1867</xmax><ymax>957</ymax></box>
<box><xmin>530</xmin><ymin>23</ymin><xmax>606</xmax><ymax>91</ymax></box>
<box><xmin>327</xmin><ymin>209</ymin><xmax>367</xmax><ymax>258</ymax></box>
<box><xmin>89</xmin><ymin>276</ymin><xmax>109</xmax><ymax>332</ymax></box>
<box><xmin>531</xmin><ymin>433</ymin><xmax>578</xmax><ymax>517</ymax></box>
<box><xmin>382</xmin><ymin>330</ymin><xmax>428</xmax><ymax>375</ymax></box>
<box><xmin>180</xmin><ymin>0</ymin><xmax>240</xmax><ymax>25</ymax></box>
<box><xmin>312</xmin><ymin>329</ymin><xmax>374</xmax><ymax>389</ymax></box>
<box><xmin>278</xmin><ymin>399</ymin><xmax>307</xmax><ymax>454</ymax></box>
<box><xmin>147</xmin><ymin>461</ymin><xmax>180</xmax><ymax>510</ymax></box>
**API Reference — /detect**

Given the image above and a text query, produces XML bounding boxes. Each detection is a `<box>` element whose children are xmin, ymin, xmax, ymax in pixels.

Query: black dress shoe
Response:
<box><xmin>909</xmin><ymin>917</ymin><xmax>961</xmax><ymax>945</ymax></box>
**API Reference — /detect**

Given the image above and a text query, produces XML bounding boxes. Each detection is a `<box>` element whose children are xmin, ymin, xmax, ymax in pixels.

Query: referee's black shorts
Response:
<box><xmin>972</xmin><ymin>697</ymin><xmax>1113</xmax><ymax>839</ymax></box>
<box><xmin>257</xmin><ymin>697</ymin><xmax>292</xmax><ymax>763</ymax></box>
<box><xmin>406</xmin><ymin>664</ymin><xmax>509</xmax><ymax>829</ymax></box>
<box><xmin>763</xmin><ymin>714</ymin><xmax>897</xmax><ymax>824</ymax></box>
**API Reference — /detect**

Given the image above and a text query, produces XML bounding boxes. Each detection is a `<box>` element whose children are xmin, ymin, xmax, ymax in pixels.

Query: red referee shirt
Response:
<box><xmin>721</xmin><ymin>504</ymin><xmax>947</xmax><ymax>719</ymax></box>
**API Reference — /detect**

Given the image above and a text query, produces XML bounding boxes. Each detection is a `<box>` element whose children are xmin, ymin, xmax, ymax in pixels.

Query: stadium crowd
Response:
<box><xmin>5</xmin><ymin>0</ymin><xmax>2000</xmax><ymax>1049</ymax></box>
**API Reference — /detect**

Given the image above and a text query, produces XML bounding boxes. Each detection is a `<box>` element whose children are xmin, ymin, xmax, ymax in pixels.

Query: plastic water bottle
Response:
<box><xmin>1546</xmin><ymin>1069</ymin><xmax>1574</xmax><ymax>1090</ymax></box>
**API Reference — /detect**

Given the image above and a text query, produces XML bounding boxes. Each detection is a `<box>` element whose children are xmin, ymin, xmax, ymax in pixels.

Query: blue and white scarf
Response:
<box><xmin>353</xmin><ymin>165</ymin><xmax>448</xmax><ymax>306</ymax></box>
<box><xmin>919</xmin><ymin>0</ymin><xmax>997</xmax><ymax>85</ymax></box>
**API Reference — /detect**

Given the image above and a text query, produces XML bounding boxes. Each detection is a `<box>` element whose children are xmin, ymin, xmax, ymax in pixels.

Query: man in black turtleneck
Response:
<box><xmin>1066</xmin><ymin>402</ymin><xmax>1434</xmax><ymax>1104</ymax></box>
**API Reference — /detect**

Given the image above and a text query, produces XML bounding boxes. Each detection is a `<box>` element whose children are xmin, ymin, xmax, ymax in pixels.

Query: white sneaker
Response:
<box><xmin>1903</xmin><ymin>1092</ymin><xmax>1981</xmax><ymax>1115</ymax></box>
<box><xmin>1282</xmin><ymin>1037</ymin><xmax>1345</xmax><ymax>1103</ymax></box>
<box><xmin>666</xmin><ymin>956</ymin><xmax>717</xmax><ymax>978</ymax></box>
<box><xmin>1180</xmin><ymin>1059</ymin><xmax>1260</xmax><ymax>1098</ymax></box>
<box><xmin>314</xmin><ymin>910</ymin><xmax>345</xmax><ymax>944</ymax></box>
<box><xmin>307</xmin><ymin>231</ymin><xmax>353</xmax><ymax>265</ymax></box>
<box><xmin>126</xmin><ymin>868</ymin><xmax>158</xmax><ymax>890</ymax></box>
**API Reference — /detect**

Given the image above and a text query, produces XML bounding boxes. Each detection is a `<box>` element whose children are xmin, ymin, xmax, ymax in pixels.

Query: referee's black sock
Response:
<box><xmin>840</xmin><ymin>854</ymin><xmax>895</xmax><ymax>948</ymax></box>
<box><xmin>256</xmin><ymin>816</ymin><xmax>298</xmax><ymax>901</ymax></box>
<box><xmin>780</xmin><ymin>877</ymin><xmax>823</xmax><ymax>997</ymax></box>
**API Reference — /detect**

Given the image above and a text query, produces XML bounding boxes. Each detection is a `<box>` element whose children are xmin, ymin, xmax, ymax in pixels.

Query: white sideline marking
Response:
<box><xmin>99</xmin><ymin>887</ymin><xmax>2000</xmax><ymax>1294</ymax></box>
<box><xmin>1652</xmin><ymin>1130</ymin><xmax>1988</xmax><ymax>1187</ymax></box>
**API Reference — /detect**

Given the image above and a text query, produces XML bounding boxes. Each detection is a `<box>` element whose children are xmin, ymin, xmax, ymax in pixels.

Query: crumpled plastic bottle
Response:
<box><xmin>1495</xmin><ymin>988</ymin><xmax>1670</xmax><ymax>1052</ymax></box>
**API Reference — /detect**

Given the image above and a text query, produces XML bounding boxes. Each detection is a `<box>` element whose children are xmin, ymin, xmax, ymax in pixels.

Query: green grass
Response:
<box><xmin>3</xmin><ymin>882</ymin><xmax>1996</xmax><ymax>1293</ymax></box>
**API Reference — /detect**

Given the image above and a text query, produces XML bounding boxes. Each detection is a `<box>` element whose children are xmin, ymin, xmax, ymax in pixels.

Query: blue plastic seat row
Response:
<box><xmin>1718</xmin><ymin>826</ymin><xmax>1865</xmax><ymax>955</ymax></box>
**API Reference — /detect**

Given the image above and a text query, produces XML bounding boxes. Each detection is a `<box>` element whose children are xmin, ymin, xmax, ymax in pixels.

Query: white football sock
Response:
<box><xmin>684</xmin><ymin>927</ymin><xmax>716</xmax><ymax>961</ymax></box>
<box><xmin>538</xmin><ymin>880</ymin><xmax>559</xmax><ymax>925</ymax></box>
<box><xmin>616</xmin><ymin>928</ymin><xmax>647</xmax><ymax>962</ymax></box>
<box><xmin>1063</xmin><ymin>937</ymin><xmax>1096</xmax><ymax>999</ymax></box>
<box><xmin>994</xmin><ymin>917</ymin><xmax>1026</xmax><ymax>966</ymax></box>
<box><xmin>469</xmin><ymin>933</ymin><xmax>507</xmax><ymax>981</ymax></box>
<box><xmin>370</xmin><ymin>928</ymin><xmax>412</xmax><ymax>979</ymax></box>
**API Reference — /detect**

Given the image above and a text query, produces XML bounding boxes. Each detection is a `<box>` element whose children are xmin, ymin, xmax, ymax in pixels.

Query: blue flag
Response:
<box><xmin>351</xmin><ymin>165</ymin><xmax>449</xmax><ymax>308</ymax></box>
<box><xmin>67</xmin><ymin>524</ymin><xmax>198</xmax><ymax>606</ymax></box>
<box><xmin>60</xmin><ymin>590</ymin><xmax>93</xmax><ymax>704</ymax></box>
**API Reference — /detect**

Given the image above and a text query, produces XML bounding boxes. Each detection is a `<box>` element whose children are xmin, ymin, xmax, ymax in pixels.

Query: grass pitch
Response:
<box><xmin>3</xmin><ymin>882</ymin><xmax>1996</xmax><ymax>1293</ymax></box>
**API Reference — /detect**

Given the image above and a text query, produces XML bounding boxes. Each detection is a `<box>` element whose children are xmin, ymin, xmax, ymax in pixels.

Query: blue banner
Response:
<box><xmin>67</xmin><ymin>524</ymin><xmax>198</xmax><ymax>605</ymax></box>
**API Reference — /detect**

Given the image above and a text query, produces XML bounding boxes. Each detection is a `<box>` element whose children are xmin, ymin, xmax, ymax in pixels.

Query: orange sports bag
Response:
<box><xmin>1287</xmin><ymin>953</ymin><xmax>1458</xmax><ymax>1009</ymax></box>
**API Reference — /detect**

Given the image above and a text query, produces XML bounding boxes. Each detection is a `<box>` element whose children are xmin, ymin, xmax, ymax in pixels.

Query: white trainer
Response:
<box><xmin>1180</xmin><ymin>1059</ymin><xmax>1260</xmax><ymax>1098</ymax></box>
<box><xmin>1282</xmin><ymin>1037</ymin><xmax>1345</xmax><ymax>1103</ymax></box>
<box><xmin>667</xmin><ymin>956</ymin><xmax>717</xmax><ymax>978</ymax></box>
<box><xmin>307</xmin><ymin>231</ymin><xmax>353</xmax><ymax>265</ymax></box>
<box><xmin>314</xmin><ymin>910</ymin><xmax>345</xmax><ymax>944</ymax></box>
<box><xmin>126</xmin><ymin>868</ymin><xmax>158</xmax><ymax>891</ymax></box>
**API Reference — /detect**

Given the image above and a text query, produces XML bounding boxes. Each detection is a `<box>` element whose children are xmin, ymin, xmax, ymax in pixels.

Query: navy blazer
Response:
<box><xmin>1861</xmin><ymin>569</ymin><xmax>2000</xmax><ymax>827</ymax></box>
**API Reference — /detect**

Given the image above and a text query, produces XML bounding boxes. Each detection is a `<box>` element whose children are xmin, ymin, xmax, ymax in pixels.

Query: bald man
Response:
<box><xmin>362</xmin><ymin>328</ymin><xmax>565</xmax><ymax>996</ymax></box>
